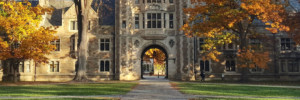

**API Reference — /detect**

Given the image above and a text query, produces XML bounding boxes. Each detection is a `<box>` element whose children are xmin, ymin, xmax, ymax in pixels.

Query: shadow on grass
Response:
<box><xmin>175</xmin><ymin>82</ymin><xmax>300</xmax><ymax>97</ymax></box>
<box><xmin>0</xmin><ymin>83</ymin><xmax>137</xmax><ymax>97</ymax></box>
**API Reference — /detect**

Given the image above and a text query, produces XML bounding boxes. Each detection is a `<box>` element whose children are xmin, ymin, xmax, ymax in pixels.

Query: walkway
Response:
<box><xmin>121</xmin><ymin>76</ymin><xmax>187</xmax><ymax>100</ymax></box>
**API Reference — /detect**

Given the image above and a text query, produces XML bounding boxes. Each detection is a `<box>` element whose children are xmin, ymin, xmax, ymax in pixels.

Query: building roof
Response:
<box><xmin>41</xmin><ymin>0</ymin><xmax>115</xmax><ymax>27</ymax></box>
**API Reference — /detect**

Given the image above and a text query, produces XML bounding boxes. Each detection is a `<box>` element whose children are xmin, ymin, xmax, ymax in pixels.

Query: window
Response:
<box><xmin>51</xmin><ymin>39</ymin><xmax>60</xmax><ymax>51</ymax></box>
<box><xmin>0</xmin><ymin>60</ymin><xmax>2</xmax><ymax>71</ymax></box>
<box><xmin>135</xmin><ymin>14</ymin><xmax>140</xmax><ymax>29</ymax></box>
<box><xmin>147</xmin><ymin>0</ymin><xmax>161</xmax><ymax>3</ymax></box>
<box><xmin>50</xmin><ymin>61</ymin><xmax>59</xmax><ymax>72</ymax></box>
<box><xmin>70</xmin><ymin>21</ymin><xmax>78</xmax><ymax>30</ymax></box>
<box><xmin>100</xmin><ymin>60</ymin><xmax>110</xmax><ymax>72</ymax></box>
<box><xmin>226</xmin><ymin>60</ymin><xmax>236</xmax><ymax>72</ymax></box>
<box><xmin>88</xmin><ymin>21</ymin><xmax>91</xmax><ymax>30</ymax></box>
<box><xmin>222</xmin><ymin>43</ymin><xmax>236</xmax><ymax>50</ymax></box>
<box><xmin>147</xmin><ymin>13</ymin><xmax>162</xmax><ymax>28</ymax></box>
<box><xmin>143</xmin><ymin>62</ymin><xmax>154</xmax><ymax>73</ymax></box>
<box><xmin>71</xmin><ymin>37</ymin><xmax>76</xmax><ymax>51</ymax></box>
<box><xmin>250</xmin><ymin>38</ymin><xmax>261</xmax><ymax>50</ymax></box>
<box><xmin>200</xmin><ymin>60</ymin><xmax>210</xmax><ymax>72</ymax></box>
<box><xmin>250</xmin><ymin>65</ymin><xmax>263</xmax><ymax>72</ymax></box>
<box><xmin>26</xmin><ymin>61</ymin><xmax>30</xmax><ymax>72</ymax></box>
<box><xmin>199</xmin><ymin>38</ymin><xmax>205</xmax><ymax>51</ymax></box>
<box><xmin>281</xmin><ymin>60</ymin><xmax>286</xmax><ymax>72</ymax></box>
<box><xmin>169</xmin><ymin>13</ymin><xmax>174</xmax><ymax>28</ymax></box>
<box><xmin>164</xmin><ymin>13</ymin><xmax>166</xmax><ymax>28</ymax></box>
<box><xmin>135</xmin><ymin>0</ymin><xmax>139</xmax><ymax>4</ymax></box>
<box><xmin>280</xmin><ymin>59</ymin><xmax>299</xmax><ymax>72</ymax></box>
<box><xmin>288</xmin><ymin>60</ymin><xmax>299</xmax><ymax>72</ymax></box>
<box><xmin>18</xmin><ymin>62</ymin><xmax>24</xmax><ymax>72</ymax></box>
<box><xmin>143</xmin><ymin>13</ymin><xmax>145</xmax><ymax>29</ymax></box>
<box><xmin>100</xmin><ymin>39</ymin><xmax>110</xmax><ymax>51</ymax></box>
<box><xmin>169</xmin><ymin>0</ymin><xmax>173</xmax><ymax>3</ymax></box>
<box><xmin>281</xmin><ymin>38</ymin><xmax>294</xmax><ymax>50</ymax></box>
<box><xmin>122</xmin><ymin>20</ymin><xmax>126</xmax><ymax>28</ymax></box>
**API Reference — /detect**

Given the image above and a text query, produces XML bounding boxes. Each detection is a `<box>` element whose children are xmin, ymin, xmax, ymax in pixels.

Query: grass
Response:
<box><xmin>173</xmin><ymin>82</ymin><xmax>300</xmax><ymax>97</ymax></box>
<box><xmin>190</xmin><ymin>98</ymin><xmax>298</xmax><ymax>100</ymax></box>
<box><xmin>200</xmin><ymin>81</ymin><xmax>300</xmax><ymax>86</ymax></box>
<box><xmin>0</xmin><ymin>82</ymin><xmax>137</xmax><ymax>97</ymax></box>
<box><xmin>7</xmin><ymin>98</ymin><xmax>119</xmax><ymax>100</ymax></box>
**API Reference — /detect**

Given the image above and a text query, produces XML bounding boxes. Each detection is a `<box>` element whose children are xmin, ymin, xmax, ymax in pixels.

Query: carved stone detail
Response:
<box><xmin>134</xmin><ymin>40</ymin><xmax>140</xmax><ymax>47</ymax></box>
<box><xmin>169</xmin><ymin>39</ymin><xmax>175</xmax><ymax>48</ymax></box>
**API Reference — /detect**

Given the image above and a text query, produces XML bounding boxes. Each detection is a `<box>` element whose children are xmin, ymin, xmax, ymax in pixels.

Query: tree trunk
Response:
<box><xmin>73</xmin><ymin>0</ymin><xmax>92</xmax><ymax>82</ymax></box>
<box><xmin>239</xmin><ymin>32</ymin><xmax>248</xmax><ymax>82</ymax></box>
<box><xmin>2</xmin><ymin>59</ymin><xmax>20</xmax><ymax>82</ymax></box>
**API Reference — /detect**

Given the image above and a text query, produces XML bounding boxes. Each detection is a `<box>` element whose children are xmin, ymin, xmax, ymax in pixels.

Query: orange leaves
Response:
<box><xmin>0</xmin><ymin>1</ymin><xmax>56</xmax><ymax>63</ymax></box>
<box><xmin>182</xmin><ymin>0</ymin><xmax>288</xmax><ymax>69</ymax></box>
<box><xmin>238</xmin><ymin>49</ymin><xmax>270</xmax><ymax>69</ymax></box>
<box><xmin>143</xmin><ymin>48</ymin><xmax>166</xmax><ymax>65</ymax></box>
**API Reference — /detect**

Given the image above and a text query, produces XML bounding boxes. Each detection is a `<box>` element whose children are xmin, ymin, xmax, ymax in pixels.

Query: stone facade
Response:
<box><xmin>0</xmin><ymin>0</ymin><xmax>300</xmax><ymax>81</ymax></box>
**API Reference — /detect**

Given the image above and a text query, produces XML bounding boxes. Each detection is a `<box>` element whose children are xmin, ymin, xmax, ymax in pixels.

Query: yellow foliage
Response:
<box><xmin>0</xmin><ymin>1</ymin><xmax>56</xmax><ymax>63</ymax></box>
<box><xmin>143</xmin><ymin>48</ymin><xmax>166</xmax><ymax>66</ymax></box>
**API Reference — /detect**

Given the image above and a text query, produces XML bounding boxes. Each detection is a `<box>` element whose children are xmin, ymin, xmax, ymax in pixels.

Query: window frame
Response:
<box><xmin>18</xmin><ymin>61</ymin><xmax>25</xmax><ymax>73</ymax></box>
<box><xmin>169</xmin><ymin>13</ymin><xmax>174</xmax><ymax>29</ymax></box>
<box><xmin>51</xmin><ymin>39</ymin><xmax>61</xmax><ymax>51</ymax></box>
<box><xmin>225</xmin><ymin>59</ymin><xmax>236</xmax><ymax>72</ymax></box>
<box><xmin>122</xmin><ymin>20</ymin><xmax>126</xmax><ymax>29</ymax></box>
<box><xmin>135</xmin><ymin>14</ymin><xmax>140</xmax><ymax>29</ymax></box>
<box><xmin>281</xmin><ymin>38</ymin><xmax>295</xmax><ymax>51</ymax></box>
<box><xmin>147</xmin><ymin>13</ymin><xmax>162</xmax><ymax>29</ymax></box>
<box><xmin>0</xmin><ymin>60</ymin><xmax>2</xmax><ymax>72</ymax></box>
<box><xmin>249</xmin><ymin>38</ymin><xmax>262</xmax><ymax>51</ymax></box>
<box><xmin>25</xmin><ymin>61</ymin><xmax>31</xmax><ymax>72</ymax></box>
<box><xmin>199</xmin><ymin>38</ymin><xmax>205</xmax><ymax>52</ymax></box>
<box><xmin>199</xmin><ymin>59</ymin><xmax>211</xmax><ymax>72</ymax></box>
<box><xmin>280</xmin><ymin>59</ymin><xmax>300</xmax><ymax>73</ymax></box>
<box><xmin>99</xmin><ymin>38</ymin><xmax>110</xmax><ymax>52</ymax></box>
<box><xmin>69</xmin><ymin>20</ymin><xmax>78</xmax><ymax>31</ymax></box>
<box><xmin>49</xmin><ymin>60</ymin><xmax>60</xmax><ymax>73</ymax></box>
<box><xmin>70</xmin><ymin>37</ymin><xmax>76</xmax><ymax>51</ymax></box>
<box><xmin>147</xmin><ymin>0</ymin><xmax>162</xmax><ymax>3</ymax></box>
<box><xmin>99</xmin><ymin>59</ymin><xmax>110</xmax><ymax>72</ymax></box>
<box><xmin>249</xmin><ymin>65</ymin><xmax>264</xmax><ymax>73</ymax></box>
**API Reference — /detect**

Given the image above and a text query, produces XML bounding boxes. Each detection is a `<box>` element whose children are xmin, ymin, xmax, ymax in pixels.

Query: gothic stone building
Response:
<box><xmin>1</xmin><ymin>0</ymin><xmax>300</xmax><ymax>81</ymax></box>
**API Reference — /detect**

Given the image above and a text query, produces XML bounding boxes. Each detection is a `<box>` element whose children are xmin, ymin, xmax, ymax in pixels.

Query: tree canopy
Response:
<box><xmin>182</xmin><ymin>0</ymin><xmax>290</xmax><ymax>69</ymax></box>
<box><xmin>0</xmin><ymin>1</ymin><xmax>56</xmax><ymax>62</ymax></box>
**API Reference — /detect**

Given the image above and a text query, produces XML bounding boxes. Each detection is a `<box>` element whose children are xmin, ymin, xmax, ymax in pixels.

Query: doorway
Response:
<box><xmin>141</xmin><ymin>45</ymin><xmax>168</xmax><ymax>79</ymax></box>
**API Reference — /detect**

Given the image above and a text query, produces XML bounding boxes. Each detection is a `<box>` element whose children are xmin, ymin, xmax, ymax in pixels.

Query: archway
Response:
<box><xmin>141</xmin><ymin>45</ymin><xmax>168</xmax><ymax>79</ymax></box>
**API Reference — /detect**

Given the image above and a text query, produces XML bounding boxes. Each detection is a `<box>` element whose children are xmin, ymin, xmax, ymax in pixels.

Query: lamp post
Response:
<box><xmin>150</xmin><ymin>58</ymin><xmax>154</xmax><ymax>78</ymax></box>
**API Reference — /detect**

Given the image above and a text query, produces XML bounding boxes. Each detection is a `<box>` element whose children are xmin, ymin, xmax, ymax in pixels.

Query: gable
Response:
<box><xmin>63</xmin><ymin>4</ymin><xmax>99</xmax><ymax>19</ymax></box>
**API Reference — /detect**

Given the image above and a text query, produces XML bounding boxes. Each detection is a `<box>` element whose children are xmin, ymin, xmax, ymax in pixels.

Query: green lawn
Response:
<box><xmin>0</xmin><ymin>82</ymin><xmax>137</xmax><ymax>97</ymax></box>
<box><xmin>173</xmin><ymin>82</ymin><xmax>300</xmax><ymax>97</ymax></box>
<box><xmin>9</xmin><ymin>98</ymin><xmax>118</xmax><ymax>100</ymax></box>
<box><xmin>190</xmin><ymin>98</ymin><xmax>298</xmax><ymax>100</ymax></box>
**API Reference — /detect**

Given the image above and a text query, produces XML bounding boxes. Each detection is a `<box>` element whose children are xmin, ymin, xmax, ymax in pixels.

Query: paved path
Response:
<box><xmin>121</xmin><ymin>76</ymin><xmax>187</xmax><ymax>100</ymax></box>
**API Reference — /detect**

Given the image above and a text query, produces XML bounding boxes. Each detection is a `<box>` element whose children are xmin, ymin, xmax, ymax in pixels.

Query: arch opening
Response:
<box><xmin>141</xmin><ymin>45</ymin><xmax>168</xmax><ymax>79</ymax></box>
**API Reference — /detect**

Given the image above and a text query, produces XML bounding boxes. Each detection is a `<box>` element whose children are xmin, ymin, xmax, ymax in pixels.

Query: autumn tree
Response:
<box><xmin>0</xmin><ymin>1</ymin><xmax>55</xmax><ymax>82</ymax></box>
<box><xmin>182</xmin><ymin>0</ymin><xmax>290</xmax><ymax>80</ymax></box>
<box><xmin>285</xmin><ymin>10</ymin><xmax>300</xmax><ymax>44</ymax></box>
<box><xmin>143</xmin><ymin>48</ymin><xmax>166</xmax><ymax>77</ymax></box>
<box><xmin>73</xmin><ymin>0</ymin><xmax>93</xmax><ymax>81</ymax></box>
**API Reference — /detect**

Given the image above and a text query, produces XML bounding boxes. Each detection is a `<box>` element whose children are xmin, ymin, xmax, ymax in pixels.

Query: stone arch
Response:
<box><xmin>137</xmin><ymin>41</ymin><xmax>171</xmax><ymax>59</ymax></box>
<box><xmin>139</xmin><ymin>41</ymin><xmax>171</xmax><ymax>79</ymax></box>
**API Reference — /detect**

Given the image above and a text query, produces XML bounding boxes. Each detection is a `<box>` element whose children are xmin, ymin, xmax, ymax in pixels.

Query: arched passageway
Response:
<box><xmin>141</xmin><ymin>45</ymin><xmax>168</xmax><ymax>79</ymax></box>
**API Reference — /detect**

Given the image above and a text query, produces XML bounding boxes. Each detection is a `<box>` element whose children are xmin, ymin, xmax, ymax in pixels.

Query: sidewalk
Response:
<box><xmin>121</xmin><ymin>76</ymin><xmax>187</xmax><ymax>100</ymax></box>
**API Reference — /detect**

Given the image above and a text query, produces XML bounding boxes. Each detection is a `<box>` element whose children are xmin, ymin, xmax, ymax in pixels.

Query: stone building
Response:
<box><xmin>0</xmin><ymin>0</ymin><xmax>300</xmax><ymax>81</ymax></box>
